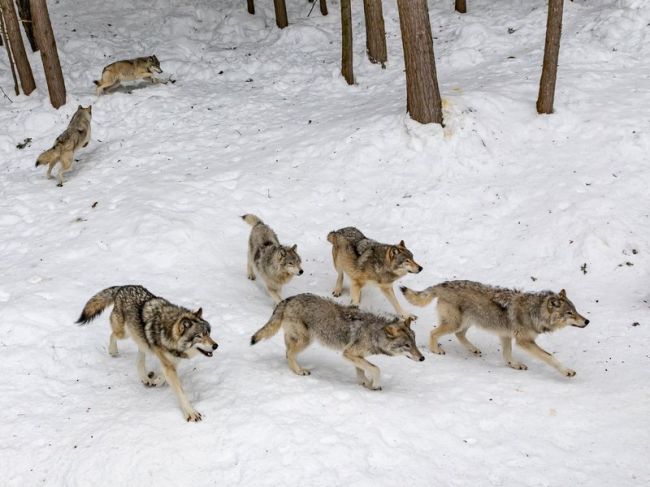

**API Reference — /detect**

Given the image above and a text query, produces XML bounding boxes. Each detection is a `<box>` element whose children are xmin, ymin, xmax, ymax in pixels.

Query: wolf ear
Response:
<box><xmin>176</xmin><ymin>318</ymin><xmax>191</xmax><ymax>334</ymax></box>
<box><xmin>384</xmin><ymin>325</ymin><xmax>401</xmax><ymax>338</ymax></box>
<box><xmin>78</xmin><ymin>105</ymin><xmax>82</xmax><ymax>109</ymax></box>
<box><xmin>403</xmin><ymin>316</ymin><xmax>413</xmax><ymax>328</ymax></box>
<box><xmin>559</xmin><ymin>289</ymin><xmax>566</xmax><ymax>299</ymax></box>
<box><xmin>387</xmin><ymin>246</ymin><xmax>399</xmax><ymax>260</ymax></box>
<box><xmin>549</xmin><ymin>297</ymin><xmax>561</xmax><ymax>308</ymax></box>
<box><xmin>194</xmin><ymin>307</ymin><xmax>203</xmax><ymax>318</ymax></box>
<box><xmin>290</xmin><ymin>244</ymin><xmax>297</xmax><ymax>251</ymax></box>
<box><xmin>398</xmin><ymin>240</ymin><xmax>406</xmax><ymax>248</ymax></box>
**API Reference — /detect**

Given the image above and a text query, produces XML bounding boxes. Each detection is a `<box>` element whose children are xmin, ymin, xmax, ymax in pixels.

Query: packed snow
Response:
<box><xmin>1</xmin><ymin>0</ymin><xmax>649</xmax><ymax>485</ymax></box>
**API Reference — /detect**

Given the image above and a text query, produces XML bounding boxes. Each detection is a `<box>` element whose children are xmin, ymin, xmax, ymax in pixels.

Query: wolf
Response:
<box><xmin>400</xmin><ymin>280</ymin><xmax>589</xmax><ymax>377</ymax></box>
<box><xmin>77</xmin><ymin>285</ymin><xmax>218</xmax><ymax>421</ymax></box>
<box><xmin>35</xmin><ymin>105</ymin><xmax>92</xmax><ymax>186</ymax></box>
<box><xmin>94</xmin><ymin>55</ymin><xmax>166</xmax><ymax>95</ymax></box>
<box><xmin>327</xmin><ymin>227</ymin><xmax>422</xmax><ymax>319</ymax></box>
<box><xmin>242</xmin><ymin>214</ymin><xmax>303</xmax><ymax>303</ymax></box>
<box><xmin>250</xmin><ymin>293</ymin><xmax>424</xmax><ymax>390</ymax></box>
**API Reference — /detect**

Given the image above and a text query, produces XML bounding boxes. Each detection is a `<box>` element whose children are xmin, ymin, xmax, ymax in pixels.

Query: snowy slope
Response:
<box><xmin>0</xmin><ymin>0</ymin><xmax>649</xmax><ymax>485</ymax></box>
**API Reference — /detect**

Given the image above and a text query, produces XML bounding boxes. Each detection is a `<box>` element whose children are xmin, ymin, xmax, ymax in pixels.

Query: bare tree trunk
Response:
<box><xmin>363</xmin><ymin>0</ymin><xmax>387</xmax><ymax>66</ymax></box>
<box><xmin>0</xmin><ymin>9</ymin><xmax>19</xmax><ymax>95</ymax></box>
<box><xmin>320</xmin><ymin>0</ymin><xmax>328</xmax><ymax>16</ymax></box>
<box><xmin>273</xmin><ymin>0</ymin><xmax>288</xmax><ymax>29</ymax></box>
<box><xmin>340</xmin><ymin>0</ymin><xmax>353</xmax><ymax>85</ymax></box>
<box><xmin>16</xmin><ymin>0</ymin><xmax>37</xmax><ymax>51</ymax></box>
<box><xmin>537</xmin><ymin>0</ymin><xmax>563</xmax><ymax>114</ymax></box>
<box><xmin>0</xmin><ymin>0</ymin><xmax>35</xmax><ymax>94</ymax></box>
<box><xmin>397</xmin><ymin>0</ymin><xmax>443</xmax><ymax>125</ymax></box>
<box><xmin>247</xmin><ymin>0</ymin><xmax>254</xmax><ymax>15</ymax></box>
<box><xmin>30</xmin><ymin>0</ymin><xmax>65</xmax><ymax>108</ymax></box>
<box><xmin>455</xmin><ymin>0</ymin><xmax>467</xmax><ymax>14</ymax></box>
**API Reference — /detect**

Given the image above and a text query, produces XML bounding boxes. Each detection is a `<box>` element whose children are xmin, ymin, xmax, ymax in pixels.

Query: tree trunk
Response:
<box><xmin>247</xmin><ymin>0</ymin><xmax>254</xmax><ymax>15</ymax></box>
<box><xmin>396</xmin><ymin>0</ymin><xmax>443</xmax><ymax>125</ymax></box>
<box><xmin>455</xmin><ymin>0</ymin><xmax>467</xmax><ymax>14</ymax></box>
<box><xmin>363</xmin><ymin>0</ymin><xmax>387</xmax><ymax>66</ymax></box>
<box><xmin>320</xmin><ymin>0</ymin><xmax>328</xmax><ymax>16</ymax></box>
<box><xmin>0</xmin><ymin>9</ymin><xmax>19</xmax><ymax>95</ymax></box>
<box><xmin>30</xmin><ymin>0</ymin><xmax>65</xmax><ymax>108</ymax></box>
<box><xmin>0</xmin><ymin>0</ymin><xmax>35</xmax><ymax>94</ymax></box>
<box><xmin>273</xmin><ymin>0</ymin><xmax>288</xmax><ymax>29</ymax></box>
<box><xmin>340</xmin><ymin>0</ymin><xmax>353</xmax><ymax>85</ymax></box>
<box><xmin>16</xmin><ymin>0</ymin><xmax>37</xmax><ymax>51</ymax></box>
<box><xmin>537</xmin><ymin>0</ymin><xmax>563</xmax><ymax>114</ymax></box>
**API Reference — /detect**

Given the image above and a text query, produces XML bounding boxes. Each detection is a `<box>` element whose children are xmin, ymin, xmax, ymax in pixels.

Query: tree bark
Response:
<box><xmin>397</xmin><ymin>0</ymin><xmax>443</xmax><ymax>125</ymax></box>
<box><xmin>363</xmin><ymin>0</ymin><xmax>387</xmax><ymax>66</ymax></box>
<box><xmin>0</xmin><ymin>9</ymin><xmax>19</xmax><ymax>95</ymax></box>
<box><xmin>247</xmin><ymin>0</ymin><xmax>254</xmax><ymax>15</ymax></box>
<box><xmin>273</xmin><ymin>0</ymin><xmax>288</xmax><ymax>29</ymax></box>
<box><xmin>537</xmin><ymin>0</ymin><xmax>563</xmax><ymax>114</ymax></box>
<box><xmin>340</xmin><ymin>0</ymin><xmax>353</xmax><ymax>85</ymax></box>
<box><xmin>320</xmin><ymin>0</ymin><xmax>328</xmax><ymax>16</ymax></box>
<box><xmin>30</xmin><ymin>0</ymin><xmax>66</xmax><ymax>108</ymax></box>
<box><xmin>0</xmin><ymin>0</ymin><xmax>35</xmax><ymax>94</ymax></box>
<box><xmin>16</xmin><ymin>0</ymin><xmax>37</xmax><ymax>51</ymax></box>
<box><xmin>455</xmin><ymin>0</ymin><xmax>467</xmax><ymax>14</ymax></box>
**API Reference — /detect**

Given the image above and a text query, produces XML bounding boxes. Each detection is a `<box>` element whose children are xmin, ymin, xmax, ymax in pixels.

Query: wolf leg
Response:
<box><xmin>46</xmin><ymin>159</ymin><xmax>58</xmax><ymax>179</ymax></box>
<box><xmin>380</xmin><ymin>285</ymin><xmax>416</xmax><ymax>321</ymax></box>
<box><xmin>284</xmin><ymin>329</ymin><xmax>311</xmax><ymax>376</ymax></box>
<box><xmin>343</xmin><ymin>350</ymin><xmax>381</xmax><ymax>390</ymax></box>
<box><xmin>350</xmin><ymin>280</ymin><xmax>363</xmax><ymax>305</ymax></box>
<box><xmin>108</xmin><ymin>311</ymin><xmax>126</xmax><ymax>357</ymax></box>
<box><xmin>155</xmin><ymin>352</ymin><xmax>201</xmax><ymax>421</ymax></box>
<box><xmin>57</xmin><ymin>153</ymin><xmax>73</xmax><ymax>187</ymax></box>
<box><xmin>455</xmin><ymin>328</ymin><xmax>481</xmax><ymax>356</ymax></box>
<box><xmin>430</xmin><ymin>303</ymin><xmax>462</xmax><ymax>354</ymax></box>
<box><xmin>267</xmin><ymin>285</ymin><xmax>282</xmax><ymax>304</ymax></box>
<box><xmin>137</xmin><ymin>350</ymin><xmax>165</xmax><ymax>387</ymax></box>
<box><xmin>247</xmin><ymin>251</ymin><xmax>256</xmax><ymax>280</ymax></box>
<box><xmin>332</xmin><ymin>270</ymin><xmax>344</xmax><ymax>297</ymax></box>
<box><xmin>501</xmin><ymin>337</ymin><xmax>527</xmax><ymax>370</ymax></box>
<box><xmin>516</xmin><ymin>338</ymin><xmax>575</xmax><ymax>377</ymax></box>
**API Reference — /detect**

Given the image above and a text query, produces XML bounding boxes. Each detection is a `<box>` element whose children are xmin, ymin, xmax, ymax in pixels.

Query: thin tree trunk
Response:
<box><xmin>455</xmin><ymin>0</ymin><xmax>467</xmax><ymax>14</ymax></box>
<box><xmin>16</xmin><ymin>0</ymin><xmax>37</xmax><ymax>51</ymax></box>
<box><xmin>537</xmin><ymin>0</ymin><xmax>563</xmax><ymax>114</ymax></box>
<box><xmin>0</xmin><ymin>9</ymin><xmax>19</xmax><ymax>95</ymax></box>
<box><xmin>363</xmin><ymin>0</ymin><xmax>387</xmax><ymax>66</ymax></box>
<box><xmin>397</xmin><ymin>0</ymin><xmax>443</xmax><ymax>124</ymax></box>
<box><xmin>247</xmin><ymin>0</ymin><xmax>254</xmax><ymax>15</ymax></box>
<box><xmin>320</xmin><ymin>0</ymin><xmax>328</xmax><ymax>16</ymax></box>
<box><xmin>273</xmin><ymin>0</ymin><xmax>288</xmax><ymax>29</ymax></box>
<box><xmin>340</xmin><ymin>0</ymin><xmax>353</xmax><ymax>85</ymax></box>
<box><xmin>30</xmin><ymin>0</ymin><xmax>65</xmax><ymax>108</ymax></box>
<box><xmin>0</xmin><ymin>0</ymin><xmax>35</xmax><ymax>94</ymax></box>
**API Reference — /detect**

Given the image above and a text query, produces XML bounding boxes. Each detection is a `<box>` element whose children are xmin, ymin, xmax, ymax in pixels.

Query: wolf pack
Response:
<box><xmin>35</xmin><ymin>56</ymin><xmax>590</xmax><ymax>422</ymax></box>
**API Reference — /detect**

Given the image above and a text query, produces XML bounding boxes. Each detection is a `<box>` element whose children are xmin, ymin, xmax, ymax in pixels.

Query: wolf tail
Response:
<box><xmin>251</xmin><ymin>299</ymin><xmax>288</xmax><ymax>345</ymax></box>
<box><xmin>400</xmin><ymin>286</ymin><xmax>437</xmax><ymax>307</ymax></box>
<box><xmin>35</xmin><ymin>146</ymin><xmax>59</xmax><ymax>167</ymax></box>
<box><xmin>76</xmin><ymin>286</ymin><xmax>121</xmax><ymax>324</ymax></box>
<box><xmin>241</xmin><ymin>214</ymin><xmax>263</xmax><ymax>227</ymax></box>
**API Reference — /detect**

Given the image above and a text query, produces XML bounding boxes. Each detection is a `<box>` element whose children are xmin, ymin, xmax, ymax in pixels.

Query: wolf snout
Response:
<box><xmin>211</xmin><ymin>343</ymin><xmax>219</xmax><ymax>350</ymax></box>
<box><xmin>416</xmin><ymin>265</ymin><xmax>423</xmax><ymax>273</ymax></box>
<box><xmin>298</xmin><ymin>269</ymin><xmax>304</xmax><ymax>276</ymax></box>
<box><xmin>584</xmin><ymin>319</ymin><xmax>590</xmax><ymax>326</ymax></box>
<box><xmin>418</xmin><ymin>356</ymin><xmax>425</xmax><ymax>362</ymax></box>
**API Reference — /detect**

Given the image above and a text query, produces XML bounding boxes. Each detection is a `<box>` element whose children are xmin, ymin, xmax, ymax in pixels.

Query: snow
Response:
<box><xmin>1</xmin><ymin>0</ymin><xmax>649</xmax><ymax>485</ymax></box>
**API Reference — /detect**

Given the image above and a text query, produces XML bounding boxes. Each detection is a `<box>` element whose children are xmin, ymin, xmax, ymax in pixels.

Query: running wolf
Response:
<box><xmin>77</xmin><ymin>285</ymin><xmax>218</xmax><ymax>421</ymax></box>
<box><xmin>327</xmin><ymin>227</ymin><xmax>422</xmax><ymax>319</ymax></box>
<box><xmin>35</xmin><ymin>105</ymin><xmax>92</xmax><ymax>186</ymax></box>
<box><xmin>242</xmin><ymin>214</ymin><xmax>303</xmax><ymax>303</ymax></box>
<box><xmin>251</xmin><ymin>293</ymin><xmax>424</xmax><ymax>390</ymax></box>
<box><xmin>94</xmin><ymin>55</ymin><xmax>166</xmax><ymax>95</ymax></box>
<box><xmin>401</xmin><ymin>280</ymin><xmax>589</xmax><ymax>377</ymax></box>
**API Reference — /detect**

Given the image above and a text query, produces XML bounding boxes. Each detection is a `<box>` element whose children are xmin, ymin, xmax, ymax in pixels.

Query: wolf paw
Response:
<box><xmin>185</xmin><ymin>409</ymin><xmax>203</xmax><ymax>422</ymax></box>
<box><xmin>361</xmin><ymin>381</ymin><xmax>382</xmax><ymax>391</ymax></box>
<box><xmin>56</xmin><ymin>182</ymin><xmax>63</xmax><ymax>187</ymax></box>
<box><xmin>564</xmin><ymin>369</ymin><xmax>576</xmax><ymax>377</ymax></box>
<box><xmin>508</xmin><ymin>361</ymin><xmax>528</xmax><ymax>370</ymax></box>
<box><xmin>332</xmin><ymin>290</ymin><xmax>342</xmax><ymax>297</ymax></box>
<box><xmin>142</xmin><ymin>372</ymin><xmax>165</xmax><ymax>387</ymax></box>
<box><xmin>295</xmin><ymin>369</ymin><xmax>311</xmax><ymax>376</ymax></box>
<box><xmin>430</xmin><ymin>345</ymin><xmax>446</xmax><ymax>355</ymax></box>
<box><xmin>247</xmin><ymin>274</ymin><xmax>256</xmax><ymax>281</ymax></box>
<box><xmin>471</xmin><ymin>349</ymin><xmax>482</xmax><ymax>357</ymax></box>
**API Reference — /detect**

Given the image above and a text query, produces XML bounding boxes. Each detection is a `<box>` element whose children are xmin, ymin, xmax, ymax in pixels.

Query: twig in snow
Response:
<box><xmin>0</xmin><ymin>85</ymin><xmax>13</xmax><ymax>102</ymax></box>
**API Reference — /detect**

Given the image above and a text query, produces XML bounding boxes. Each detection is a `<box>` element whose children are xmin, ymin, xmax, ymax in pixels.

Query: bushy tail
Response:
<box><xmin>35</xmin><ymin>147</ymin><xmax>59</xmax><ymax>167</ymax></box>
<box><xmin>242</xmin><ymin>214</ymin><xmax>263</xmax><ymax>227</ymax></box>
<box><xmin>400</xmin><ymin>286</ymin><xmax>437</xmax><ymax>307</ymax></box>
<box><xmin>251</xmin><ymin>300</ymin><xmax>287</xmax><ymax>345</ymax></box>
<box><xmin>76</xmin><ymin>286</ymin><xmax>121</xmax><ymax>324</ymax></box>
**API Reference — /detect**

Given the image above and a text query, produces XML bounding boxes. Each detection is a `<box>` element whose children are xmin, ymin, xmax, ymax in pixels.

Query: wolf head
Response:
<box><xmin>386</xmin><ymin>241</ymin><xmax>423</xmax><ymax>276</ymax></box>
<box><xmin>147</xmin><ymin>55</ymin><xmax>162</xmax><ymax>73</ymax></box>
<box><xmin>279</xmin><ymin>244</ymin><xmax>303</xmax><ymax>276</ymax></box>
<box><xmin>382</xmin><ymin>318</ymin><xmax>424</xmax><ymax>361</ymax></box>
<box><xmin>544</xmin><ymin>289</ymin><xmax>589</xmax><ymax>330</ymax></box>
<box><xmin>174</xmin><ymin>308</ymin><xmax>218</xmax><ymax>357</ymax></box>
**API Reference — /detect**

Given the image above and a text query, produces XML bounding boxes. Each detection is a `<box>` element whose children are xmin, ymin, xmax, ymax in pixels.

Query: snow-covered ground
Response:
<box><xmin>1</xmin><ymin>0</ymin><xmax>649</xmax><ymax>485</ymax></box>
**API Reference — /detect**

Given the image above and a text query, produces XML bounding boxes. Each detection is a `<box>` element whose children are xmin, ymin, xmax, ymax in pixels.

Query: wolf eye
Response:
<box><xmin>404</xmin><ymin>343</ymin><xmax>411</xmax><ymax>349</ymax></box>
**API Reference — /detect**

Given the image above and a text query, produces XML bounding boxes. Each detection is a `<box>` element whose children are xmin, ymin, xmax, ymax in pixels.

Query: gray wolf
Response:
<box><xmin>77</xmin><ymin>285</ymin><xmax>218</xmax><ymax>421</ymax></box>
<box><xmin>327</xmin><ymin>227</ymin><xmax>422</xmax><ymax>319</ymax></box>
<box><xmin>401</xmin><ymin>280</ymin><xmax>589</xmax><ymax>377</ymax></box>
<box><xmin>242</xmin><ymin>214</ymin><xmax>303</xmax><ymax>303</ymax></box>
<box><xmin>94</xmin><ymin>55</ymin><xmax>165</xmax><ymax>95</ymax></box>
<box><xmin>35</xmin><ymin>105</ymin><xmax>92</xmax><ymax>186</ymax></box>
<box><xmin>251</xmin><ymin>293</ymin><xmax>424</xmax><ymax>390</ymax></box>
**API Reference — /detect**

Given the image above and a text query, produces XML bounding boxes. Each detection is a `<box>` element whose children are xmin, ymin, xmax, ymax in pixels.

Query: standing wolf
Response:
<box><xmin>251</xmin><ymin>293</ymin><xmax>424</xmax><ymax>390</ymax></box>
<box><xmin>242</xmin><ymin>214</ymin><xmax>303</xmax><ymax>303</ymax></box>
<box><xmin>35</xmin><ymin>105</ymin><xmax>92</xmax><ymax>186</ymax></box>
<box><xmin>327</xmin><ymin>227</ymin><xmax>422</xmax><ymax>319</ymax></box>
<box><xmin>401</xmin><ymin>281</ymin><xmax>589</xmax><ymax>377</ymax></box>
<box><xmin>94</xmin><ymin>55</ymin><xmax>166</xmax><ymax>95</ymax></box>
<box><xmin>77</xmin><ymin>285</ymin><xmax>218</xmax><ymax>421</ymax></box>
